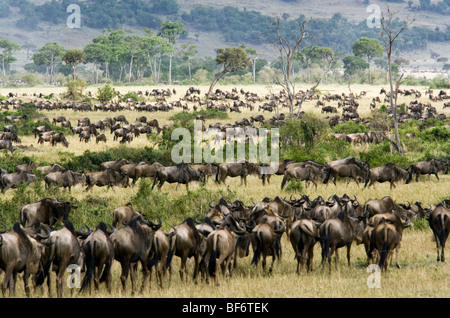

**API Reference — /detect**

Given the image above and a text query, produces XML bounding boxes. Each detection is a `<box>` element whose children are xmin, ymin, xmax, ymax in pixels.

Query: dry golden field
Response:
<box><xmin>0</xmin><ymin>83</ymin><xmax>449</xmax><ymax>299</ymax></box>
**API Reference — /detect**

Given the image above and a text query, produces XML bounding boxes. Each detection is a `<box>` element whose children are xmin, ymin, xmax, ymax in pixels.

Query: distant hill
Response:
<box><xmin>1</xmin><ymin>0</ymin><xmax>449</xmax><ymax>76</ymax></box>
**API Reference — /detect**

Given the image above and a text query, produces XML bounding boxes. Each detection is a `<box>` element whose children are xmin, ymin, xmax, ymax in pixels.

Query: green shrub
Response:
<box><xmin>333</xmin><ymin>121</ymin><xmax>368</xmax><ymax>134</ymax></box>
<box><xmin>283</xmin><ymin>179</ymin><xmax>304</xmax><ymax>193</ymax></box>
<box><xmin>65</xmin><ymin>79</ymin><xmax>88</xmax><ymax>100</ymax></box>
<box><xmin>96</xmin><ymin>84</ymin><xmax>116</xmax><ymax>103</ymax></box>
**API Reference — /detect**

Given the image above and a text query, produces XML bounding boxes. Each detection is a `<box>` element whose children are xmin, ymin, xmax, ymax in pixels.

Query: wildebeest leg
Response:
<box><xmin>140</xmin><ymin>260</ymin><xmax>149</xmax><ymax>293</ymax></box>
<box><xmin>119</xmin><ymin>261</ymin><xmax>130</xmax><ymax>293</ymax></box>
<box><xmin>307</xmin><ymin>245</ymin><xmax>314</xmax><ymax>272</ymax></box>
<box><xmin>346</xmin><ymin>244</ymin><xmax>352</xmax><ymax>266</ymax></box>
<box><xmin>176</xmin><ymin>183</ymin><xmax>180</xmax><ymax>190</ymax></box>
<box><xmin>2</xmin><ymin>267</ymin><xmax>13</xmax><ymax>297</ymax></box>
<box><xmin>130</xmin><ymin>262</ymin><xmax>138</xmax><ymax>295</ymax></box>
<box><xmin>435</xmin><ymin>173</ymin><xmax>439</xmax><ymax>181</ymax></box>
<box><xmin>23</xmin><ymin>272</ymin><xmax>31</xmax><ymax>298</ymax></box>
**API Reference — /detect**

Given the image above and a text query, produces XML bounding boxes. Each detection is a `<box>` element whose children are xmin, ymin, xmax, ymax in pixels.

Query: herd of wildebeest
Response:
<box><xmin>0</xmin><ymin>86</ymin><xmax>448</xmax><ymax>298</ymax></box>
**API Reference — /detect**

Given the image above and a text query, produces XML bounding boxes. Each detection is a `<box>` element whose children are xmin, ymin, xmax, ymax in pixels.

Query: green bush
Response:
<box><xmin>65</xmin><ymin>79</ymin><xmax>88</xmax><ymax>100</ymax></box>
<box><xmin>333</xmin><ymin>121</ymin><xmax>368</xmax><ymax>134</ymax></box>
<box><xmin>96</xmin><ymin>84</ymin><xmax>116</xmax><ymax>103</ymax></box>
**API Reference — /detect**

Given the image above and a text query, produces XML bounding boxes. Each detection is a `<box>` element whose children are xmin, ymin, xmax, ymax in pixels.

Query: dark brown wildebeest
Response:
<box><xmin>427</xmin><ymin>204</ymin><xmax>450</xmax><ymax>262</ymax></box>
<box><xmin>85</xmin><ymin>169</ymin><xmax>129</xmax><ymax>192</ymax></box>
<box><xmin>147</xmin><ymin>227</ymin><xmax>176</xmax><ymax>289</ymax></box>
<box><xmin>216</xmin><ymin>160</ymin><xmax>261</xmax><ymax>186</ymax></box>
<box><xmin>251</xmin><ymin>218</ymin><xmax>285</xmax><ymax>274</ymax></box>
<box><xmin>364</xmin><ymin>163</ymin><xmax>409</xmax><ymax>190</ymax></box>
<box><xmin>36</xmin><ymin>220</ymin><xmax>84</xmax><ymax>298</ymax></box>
<box><xmin>289</xmin><ymin>218</ymin><xmax>319</xmax><ymax>274</ymax></box>
<box><xmin>20</xmin><ymin>197</ymin><xmax>77</xmax><ymax>227</ymax></box>
<box><xmin>50</xmin><ymin>132</ymin><xmax>69</xmax><ymax>147</ymax></box>
<box><xmin>0</xmin><ymin>222</ymin><xmax>49</xmax><ymax>297</ymax></box>
<box><xmin>44</xmin><ymin>170</ymin><xmax>87</xmax><ymax>191</ymax></box>
<box><xmin>1</xmin><ymin>171</ymin><xmax>37</xmax><ymax>193</ymax></box>
<box><xmin>406</xmin><ymin>158</ymin><xmax>448</xmax><ymax>183</ymax></box>
<box><xmin>166</xmin><ymin>217</ymin><xmax>203</xmax><ymax>284</ymax></box>
<box><xmin>96</xmin><ymin>133</ymin><xmax>107</xmax><ymax>144</ymax></box>
<box><xmin>200</xmin><ymin>225</ymin><xmax>236</xmax><ymax>286</ymax></box>
<box><xmin>318</xmin><ymin>210</ymin><xmax>367</xmax><ymax>272</ymax></box>
<box><xmin>110</xmin><ymin>216</ymin><xmax>161</xmax><ymax>295</ymax></box>
<box><xmin>323</xmin><ymin>163</ymin><xmax>369</xmax><ymax>187</ymax></box>
<box><xmin>78</xmin><ymin>222</ymin><xmax>115</xmax><ymax>295</ymax></box>
<box><xmin>152</xmin><ymin>164</ymin><xmax>205</xmax><ymax>191</ymax></box>
<box><xmin>191</xmin><ymin>163</ymin><xmax>219</xmax><ymax>185</ymax></box>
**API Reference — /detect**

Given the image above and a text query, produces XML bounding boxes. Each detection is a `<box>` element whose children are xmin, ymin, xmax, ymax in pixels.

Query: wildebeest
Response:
<box><xmin>1</xmin><ymin>171</ymin><xmax>37</xmax><ymax>193</ymax></box>
<box><xmin>261</xmin><ymin>159</ymin><xmax>293</xmax><ymax>185</ymax></box>
<box><xmin>96</xmin><ymin>133</ymin><xmax>107</xmax><ymax>144</ymax></box>
<box><xmin>216</xmin><ymin>160</ymin><xmax>261</xmax><ymax>186</ymax></box>
<box><xmin>0</xmin><ymin>222</ymin><xmax>49</xmax><ymax>297</ymax></box>
<box><xmin>406</xmin><ymin>158</ymin><xmax>448</xmax><ymax>183</ymax></box>
<box><xmin>110</xmin><ymin>216</ymin><xmax>161</xmax><ymax>294</ymax></box>
<box><xmin>364</xmin><ymin>196</ymin><xmax>406</xmax><ymax>218</ymax></box>
<box><xmin>289</xmin><ymin>218</ymin><xmax>319</xmax><ymax>274</ymax></box>
<box><xmin>152</xmin><ymin>164</ymin><xmax>205</xmax><ymax>191</ymax></box>
<box><xmin>133</xmin><ymin>162</ymin><xmax>165</xmax><ymax>184</ymax></box>
<box><xmin>44</xmin><ymin>170</ymin><xmax>87</xmax><ymax>191</ymax></box>
<box><xmin>364</xmin><ymin>163</ymin><xmax>409</xmax><ymax>190</ymax></box>
<box><xmin>20</xmin><ymin>197</ymin><xmax>77</xmax><ymax>227</ymax></box>
<box><xmin>166</xmin><ymin>217</ymin><xmax>203</xmax><ymax>284</ymax></box>
<box><xmin>251</xmin><ymin>219</ymin><xmax>285</xmax><ymax>274</ymax></box>
<box><xmin>78</xmin><ymin>222</ymin><xmax>115</xmax><ymax>294</ymax></box>
<box><xmin>281</xmin><ymin>164</ymin><xmax>327</xmax><ymax>190</ymax></box>
<box><xmin>323</xmin><ymin>163</ymin><xmax>369</xmax><ymax>187</ymax></box>
<box><xmin>427</xmin><ymin>204</ymin><xmax>450</xmax><ymax>262</ymax></box>
<box><xmin>85</xmin><ymin>169</ymin><xmax>129</xmax><ymax>192</ymax></box>
<box><xmin>112</xmin><ymin>203</ymin><xmax>142</xmax><ymax>228</ymax></box>
<box><xmin>318</xmin><ymin>210</ymin><xmax>366</xmax><ymax>272</ymax></box>
<box><xmin>147</xmin><ymin>227</ymin><xmax>176</xmax><ymax>289</ymax></box>
<box><xmin>0</xmin><ymin>140</ymin><xmax>14</xmax><ymax>153</ymax></box>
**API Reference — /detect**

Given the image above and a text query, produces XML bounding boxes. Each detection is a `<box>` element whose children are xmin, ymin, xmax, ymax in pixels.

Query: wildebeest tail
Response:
<box><xmin>208</xmin><ymin>234</ymin><xmax>219</xmax><ymax>277</ymax></box>
<box><xmin>378</xmin><ymin>241</ymin><xmax>389</xmax><ymax>270</ymax></box>
<box><xmin>80</xmin><ymin>241</ymin><xmax>95</xmax><ymax>293</ymax></box>
<box><xmin>251</xmin><ymin>232</ymin><xmax>263</xmax><ymax>266</ymax></box>
<box><xmin>406</xmin><ymin>165</ymin><xmax>414</xmax><ymax>184</ymax></box>
<box><xmin>364</xmin><ymin>170</ymin><xmax>371</xmax><ymax>188</ymax></box>
<box><xmin>321</xmin><ymin>223</ymin><xmax>331</xmax><ymax>262</ymax></box>
<box><xmin>439</xmin><ymin>214</ymin><xmax>448</xmax><ymax>249</ymax></box>
<box><xmin>323</xmin><ymin>167</ymin><xmax>331</xmax><ymax>184</ymax></box>
<box><xmin>280</xmin><ymin>173</ymin><xmax>289</xmax><ymax>190</ymax></box>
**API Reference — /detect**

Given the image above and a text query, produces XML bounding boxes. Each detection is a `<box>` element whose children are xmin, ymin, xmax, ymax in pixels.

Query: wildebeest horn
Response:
<box><xmin>147</xmin><ymin>216</ymin><xmax>162</xmax><ymax>230</ymax></box>
<box><xmin>209</xmin><ymin>201</ymin><xmax>214</xmax><ymax>209</ymax></box>
<box><xmin>0</xmin><ymin>224</ymin><xmax>7</xmax><ymax>234</ymax></box>
<box><xmin>194</xmin><ymin>214</ymin><xmax>203</xmax><ymax>224</ymax></box>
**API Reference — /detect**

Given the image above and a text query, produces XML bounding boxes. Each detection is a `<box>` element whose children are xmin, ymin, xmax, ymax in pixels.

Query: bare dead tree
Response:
<box><xmin>264</xmin><ymin>16</ymin><xmax>310</xmax><ymax>117</ymax></box>
<box><xmin>380</xmin><ymin>5</ymin><xmax>415</xmax><ymax>155</ymax></box>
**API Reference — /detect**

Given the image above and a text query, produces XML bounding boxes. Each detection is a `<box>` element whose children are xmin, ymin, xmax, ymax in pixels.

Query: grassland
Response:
<box><xmin>0</xmin><ymin>83</ymin><xmax>449</xmax><ymax>299</ymax></box>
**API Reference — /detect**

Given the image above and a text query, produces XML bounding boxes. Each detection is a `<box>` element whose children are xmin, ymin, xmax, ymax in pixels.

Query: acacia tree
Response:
<box><xmin>179</xmin><ymin>43</ymin><xmax>198</xmax><ymax>81</ymax></box>
<box><xmin>380</xmin><ymin>5</ymin><xmax>415</xmax><ymax>155</ymax></box>
<box><xmin>62</xmin><ymin>49</ymin><xmax>86</xmax><ymax>80</ymax></box>
<box><xmin>352</xmin><ymin>37</ymin><xmax>384</xmax><ymax>84</ymax></box>
<box><xmin>208</xmin><ymin>47</ymin><xmax>250</xmax><ymax>96</ymax></box>
<box><xmin>240</xmin><ymin>44</ymin><xmax>258</xmax><ymax>83</ymax></box>
<box><xmin>32</xmin><ymin>42</ymin><xmax>64</xmax><ymax>84</ymax></box>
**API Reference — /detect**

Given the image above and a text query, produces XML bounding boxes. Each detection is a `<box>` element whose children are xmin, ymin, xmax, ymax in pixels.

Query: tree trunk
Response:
<box><xmin>129</xmin><ymin>55</ymin><xmax>134</xmax><ymax>83</ymax></box>
<box><xmin>387</xmin><ymin>54</ymin><xmax>404</xmax><ymax>155</ymax></box>
<box><xmin>1</xmin><ymin>55</ymin><xmax>5</xmax><ymax>77</ymax></box>
<box><xmin>188</xmin><ymin>61</ymin><xmax>191</xmax><ymax>81</ymax></box>
<box><xmin>168</xmin><ymin>53</ymin><xmax>172</xmax><ymax>84</ymax></box>
<box><xmin>208</xmin><ymin>69</ymin><xmax>227</xmax><ymax>96</ymax></box>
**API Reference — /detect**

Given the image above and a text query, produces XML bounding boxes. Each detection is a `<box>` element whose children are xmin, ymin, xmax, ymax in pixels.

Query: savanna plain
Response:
<box><xmin>0</xmin><ymin>83</ymin><xmax>449</xmax><ymax>298</ymax></box>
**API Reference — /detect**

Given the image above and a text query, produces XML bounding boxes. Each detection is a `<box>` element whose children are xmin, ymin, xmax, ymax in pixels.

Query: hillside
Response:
<box><xmin>1</xmin><ymin>0</ymin><xmax>449</xmax><ymax>77</ymax></box>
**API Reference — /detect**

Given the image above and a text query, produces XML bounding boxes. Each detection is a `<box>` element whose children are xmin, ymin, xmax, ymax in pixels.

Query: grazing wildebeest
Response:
<box><xmin>152</xmin><ymin>164</ymin><xmax>205</xmax><ymax>191</ymax></box>
<box><xmin>100</xmin><ymin>158</ymin><xmax>130</xmax><ymax>171</ymax></box>
<box><xmin>1</xmin><ymin>171</ymin><xmax>37</xmax><ymax>193</ymax></box>
<box><xmin>96</xmin><ymin>133</ymin><xmax>107</xmax><ymax>144</ymax></box>
<box><xmin>216</xmin><ymin>160</ymin><xmax>261</xmax><ymax>186</ymax></box>
<box><xmin>427</xmin><ymin>204</ymin><xmax>450</xmax><ymax>262</ymax></box>
<box><xmin>110</xmin><ymin>216</ymin><xmax>161</xmax><ymax>295</ymax></box>
<box><xmin>20</xmin><ymin>197</ymin><xmax>77</xmax><ymax>227</ymax></box>
<box><xmin>363</xmin><ymin>196</ymin><xmax>407</xmax><ymax>218</ymax></box>
<box><xmin>261</xmin><ymin>159</ymin><xmax>293</xmax><ymax>185</ymax></box>
<box><xmin>406</xmin><ymin>158</ymin><xmax>448</xmax><ymax>183</ymax></box>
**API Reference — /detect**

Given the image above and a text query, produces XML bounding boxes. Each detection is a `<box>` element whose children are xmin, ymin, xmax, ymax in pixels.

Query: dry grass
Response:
<box><xmin>0</xmin><ymin>83</ymin><xmax>449</xmax><ymax>299</ymax></box>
